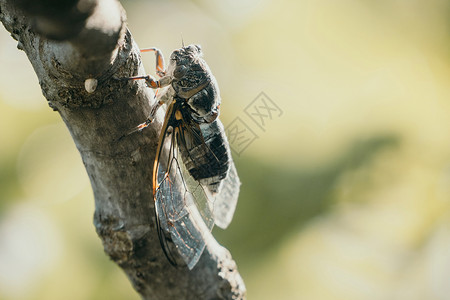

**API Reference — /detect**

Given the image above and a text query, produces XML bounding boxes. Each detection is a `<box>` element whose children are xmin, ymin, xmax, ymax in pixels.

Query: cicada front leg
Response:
<box><xmin>123</xmin><ymin>47</ymin><xmax>168</xmax><ymax>84</ymax></box>
<box><xmin>121</xmin><ymin>48</ymin><xmax>174</xmax><ymax>136</ymax></box>
<box><xmin>140</xmin><ymin>47</ymin><xmax>166</xmax><ymax>77</ymax></box>
<box><xmin>127</xmin><ymin>74</ymin><xmax>172</xmax><ymax>90</ymax></box>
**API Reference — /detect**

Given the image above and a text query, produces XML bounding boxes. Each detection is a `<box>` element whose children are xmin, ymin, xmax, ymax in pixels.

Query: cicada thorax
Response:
<box><xmin>172</xmin><ymin>60</ymin><xmax>208</xmax><ymax>95</ymax></box>
<box><xmin>171</xmin><ymin>49</ymin><xmax>221</xmax><ymax>124</ymax></box>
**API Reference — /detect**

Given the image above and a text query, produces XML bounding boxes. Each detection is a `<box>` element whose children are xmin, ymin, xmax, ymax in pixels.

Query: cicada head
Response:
<box><xmin>167</xmin><ymin>45</ymin><xmax>211</xmax><ymax>99</ymax></box>
<box><xmin>166</xmin><ymin>45</ymin><xmax>203</xmax><ymax>79</ymax></box>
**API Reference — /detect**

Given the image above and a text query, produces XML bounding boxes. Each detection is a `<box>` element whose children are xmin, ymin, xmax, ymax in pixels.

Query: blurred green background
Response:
<box><xmin>2</xmin><ymin>0</ymin><xmax>450</xmax><ymax>299</ymax></box>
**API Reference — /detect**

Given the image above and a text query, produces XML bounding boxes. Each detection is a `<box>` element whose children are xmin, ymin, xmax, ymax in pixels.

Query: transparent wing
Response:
<box><xmin>154</xmin><ymin>124</ymin><xmax>215</xmax><ymax>270</ymax></box>
<box><xmin>206</xmin><ymin>119</ymin><xmax>240</xmax><ymax>229</ymax></box>
<box><xmin>180</xmin><ymin>118</ymin><xmax>240</xmax><ymax>229</ymax></box>
<box><xmin>212</xmin><ymin>159</ymin><xmax>240</xmax><ymax>229</ymax></box>
<box><xmin>153</xmin><ymin>102</ymin><xmax>240</xmax><ymax>269</ymax></box>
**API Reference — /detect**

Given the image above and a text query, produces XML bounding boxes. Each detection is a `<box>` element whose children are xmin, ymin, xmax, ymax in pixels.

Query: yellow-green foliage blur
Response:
<box><xmin>1</xmin><ymin>1</ymin><xmax>450</xmax><ymax>299</ymax></box>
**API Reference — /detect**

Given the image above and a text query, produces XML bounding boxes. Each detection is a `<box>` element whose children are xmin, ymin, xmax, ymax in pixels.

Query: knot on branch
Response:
<box><xmin>94</xmin><ymin>213</ymin><xmax>134</xmax><ymax>264</ymax></box>
<box><xmin>94</xmin><ymin>212</ymin><xmax>156</xmax><ymax>267</ymax></box>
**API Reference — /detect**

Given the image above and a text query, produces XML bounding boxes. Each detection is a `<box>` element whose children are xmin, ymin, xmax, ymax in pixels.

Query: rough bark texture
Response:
<box><xmin>0</xmin><ymin>0</ymin><xmax>246</xmax><ymax>299</ymax></box>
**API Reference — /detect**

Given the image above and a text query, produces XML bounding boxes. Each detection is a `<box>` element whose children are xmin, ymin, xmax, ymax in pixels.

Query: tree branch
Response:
<box><xmin>0</xmin><ymin>0</ymin><xmax>246</xmax><ymax>299</ymax></box>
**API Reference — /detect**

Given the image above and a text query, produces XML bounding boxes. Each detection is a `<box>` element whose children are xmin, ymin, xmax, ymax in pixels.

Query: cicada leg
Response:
<box><xmin>127</xmin><ymin>74</ymin><xmax>171</xmax><ymax>89</ymax></box>
<box><xmin>123</xmin><ymin>46</ymin><xmax>170</xmax><ymax>89</ymax></box>
<box><xmin>125</xmin><ymin>73</ymin><xmax>172</xmax><ymax>121</ymax></box>
<box><xmin>119</xmin><ymin>48</ymin><xmax>173</xmax><ymax>138</ymax></box>
<box><xmin>140</xmin><ymin>47</ymin><xmax>166</xmax><ymax>77</ymax></box>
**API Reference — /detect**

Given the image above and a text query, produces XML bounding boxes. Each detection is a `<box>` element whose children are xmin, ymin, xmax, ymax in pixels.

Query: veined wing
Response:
<box><xmin>212</xmin><ymin>156</ymin><xmax>240</xmax><ymax>229</ymax></box>
<box><xmin>153</xmin><ymin>101</ymin><xmax>215</xmax><ymax>269</ymax></box>
<box><xmin>153</xmin><ymin>100</ymin><xmax>240</xmax><ymax>268</ymax></box>
<box><xmin>185</xmin><ymin>119</ymin><xmax>241</xmax><ymax>229</ymax></box>
<box><xmin>177</xmin><ymin>116</ymin><xmax>240</xmax><ymax>229</ymax></box>
<box><xmin>194</xmin><ymin>119</ymin><xmax>240</xmax><ymax>229</ymax></box>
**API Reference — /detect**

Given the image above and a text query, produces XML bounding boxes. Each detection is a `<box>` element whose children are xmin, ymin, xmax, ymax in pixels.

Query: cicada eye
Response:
<box><xmin>170</xmin><ymin>50</ymin><xmax>180</xmax><ymax>61</ymax></box>
<box><xmin>187</xmin><ymin>45</ymin><xmax>197</xmax><ymax>52</ymax></box>
<box><xmin>173</xmin><ymin>65</ymin><xmax>187</xmax><ymax>79</ymax></box>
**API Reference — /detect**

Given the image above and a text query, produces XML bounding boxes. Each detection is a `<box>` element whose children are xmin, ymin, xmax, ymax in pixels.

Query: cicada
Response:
<box><xmin>126</xmin><ymin>44</ymin><xmax>240</xmax><ymax>269</ymax></box>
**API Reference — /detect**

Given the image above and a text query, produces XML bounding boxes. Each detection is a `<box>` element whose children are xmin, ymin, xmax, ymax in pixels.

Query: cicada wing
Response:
<box><xmin>196</xmin><ymin>119</ymin><xmax>240</xmax><ymax>229</ymax></box>
<box><xmin>177</xmin><ymin>122</ymin><xmax>217</xmax><ymax>223</ymax></box>
<box><xmin>179</xmin><ymin>118</ymin><xmax>241</xmax><ymax>229</ymax></box>
<box><xmin>212</xmin><ymin>160</ymin><xmax>240</xmax><ymax>229</ymax></box>
<box><xmin>154</xmin><ymin>126</ymin><xmax>215</xmax><ymax>269</ymax></box>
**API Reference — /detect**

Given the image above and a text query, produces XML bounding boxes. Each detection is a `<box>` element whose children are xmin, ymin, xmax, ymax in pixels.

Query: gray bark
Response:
<box><xmin>0</xmin><ymin>0</ymin><xmax>246</xmax><ymax>299</ymax></box>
